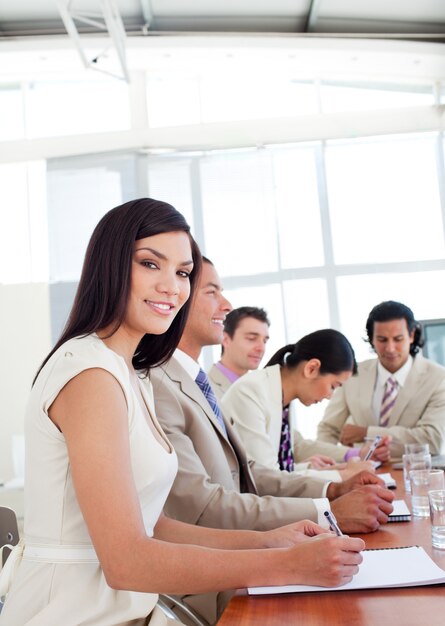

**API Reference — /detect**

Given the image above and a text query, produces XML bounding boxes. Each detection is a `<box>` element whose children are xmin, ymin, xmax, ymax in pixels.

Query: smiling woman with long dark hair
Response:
<box><xmin>0</xmin><ymin>201</ymin><xmax>365</xmax><ymax>626</ymax></box>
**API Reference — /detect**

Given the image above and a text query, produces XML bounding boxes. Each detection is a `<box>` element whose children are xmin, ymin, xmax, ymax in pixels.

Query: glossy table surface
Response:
<box><xmin>218</xmin><ymin>468</ymin><xmax>445</xmax><ymax>626</ymax></box>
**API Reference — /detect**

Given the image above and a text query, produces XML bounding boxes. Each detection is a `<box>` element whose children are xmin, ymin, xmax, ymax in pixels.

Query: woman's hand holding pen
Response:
<box><xmin>282</xmin><ymin>535</ymin><xmax>365</xmax><ymax>588</ymax></box>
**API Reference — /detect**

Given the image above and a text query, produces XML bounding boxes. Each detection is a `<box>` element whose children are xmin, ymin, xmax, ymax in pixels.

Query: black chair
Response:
<box><xmin>0</xmin><ymin>506</ymin><xmax>20</xmax><ymax>613</ymax></box>
<box><xmin>157</xmin><ymin>594</ymin><xmax>210</xmax><ymax>626</ymax></box>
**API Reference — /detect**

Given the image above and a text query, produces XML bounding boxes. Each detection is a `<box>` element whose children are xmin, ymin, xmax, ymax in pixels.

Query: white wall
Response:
<box><xmin>0</xmin><ymin>283</ymin><xmax>51</xmax><ymax>481</ymax></box>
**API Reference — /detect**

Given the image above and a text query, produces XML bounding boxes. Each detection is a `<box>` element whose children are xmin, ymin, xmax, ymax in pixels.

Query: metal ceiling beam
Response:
<box><xmin>140</xmin><ymin>0</ymin><xmax>154</xmax><ymax>32</ymax></box>
<box><xmin>306</xmin><ymin>0</ymin><xmax>323</xmax><ymax>33</ymax></box>
<box><xmin>55</xmin><ymin>0</ymin><xmax>130</xmax><ymax>82</ymax></box>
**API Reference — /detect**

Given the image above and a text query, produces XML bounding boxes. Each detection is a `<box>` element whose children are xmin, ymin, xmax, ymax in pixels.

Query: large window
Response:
<box><xmin>2</xmin><ymin>52</ymin><xmax>444</xmax><ymax>442</ymax></box>
<box><xmin>326</xmin><ymin>134</ymin><xmax>445</xmax><ymax>265</ymax></box>
<box><xmin>0</xmin><ymin>161</ymin><xmax>48</xmax><ymax>283</ymax></box>
<box><xmin>0</xmin><ymin>77</ymin><xmax>131</xmax><ymax>141</ymax></box>
<box><xmin>144</xmin><ymin>133</ymin><xmax>445</xmax><ymax>437</ymax></box>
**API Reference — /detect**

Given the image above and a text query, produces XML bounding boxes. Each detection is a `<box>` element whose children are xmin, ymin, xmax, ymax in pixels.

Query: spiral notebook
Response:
<box><xmin>379</xmin><ymin>472</ymin><xmax>396</xmax><ymax>489</ymax></box>
<box><xmin>388</xmin><ymin>499</ymin><xmax>411</xmax><ymax>522</ymax></box>
<box><xmin>248</xmin><ymin>546</ymin><xmax>445</xmax><ymax>595</ymax></box>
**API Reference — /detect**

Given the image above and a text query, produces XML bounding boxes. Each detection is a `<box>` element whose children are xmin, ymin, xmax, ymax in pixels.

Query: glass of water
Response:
<box><xmin>403</xmin><ymin>452</ymin><xmax>432</xmax><ymax>493</ymax></box>
<box><xmin>404</xmin><ymin>442</ymin><xmax>430</xmax><ymax>456</ymax></box>
<box><xmin>429</xmin><ymin>489</ymin><xmax>445</xmax><ymax>549</ymax></box>
<box><xmin>410</xmin><ymin>469</ymin><xmax>445</xmax><ymax>517</ymax></box>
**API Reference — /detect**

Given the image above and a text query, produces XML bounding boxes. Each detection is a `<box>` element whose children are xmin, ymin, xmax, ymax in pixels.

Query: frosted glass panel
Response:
<box><xmin>146</xmin><ymin>75</ymin><xmax>317</xmax><ymax>127</ymax></box>
<box><xmin>337</xmin><ymin>271</ymin><xmax>445</xmax><ymax>362</ymax></box>
<box><xmin>201</xmin><ymin>78</ymin><xmax>317</xmax><ymax>123</ymax></box>
<box><xmin>147</xmin><ymin>159</ymin><xmax>194</xmax><ymax>229</ymax></box>
<box><xmin>146</xmin><ymin>75</ymin><xmax>201</xmax><ymax>127</ymax></box>
<box><xmin>321</xmin><ymin>84</ymin><xmax>432</xmax><ymax>113</ymax></box>
<box><xmin>48</xmin><ymin>167</ymin><xmax>122</xmax><ymax>281</ymax></box>
<box><xmin>326</xmin><ymin>136</ymin><xmax>445</xmax><ymax>264</ymax></box>
<box><xmin>200</xmin><ymin>151</ymin><xmax>278</xmax><ymax>276</ymax></box>
<box><xmin>0</xmin><ymin>164</ymin><xmax>31</xmax><ymax>283</ymax></box>
<box><xmin>283</xmin><ymin>278</ymin><xmax>330</xmax><ymax>342</ymax></box>
<box><xmin>28</xmin><ymin>161</ymin><xmax>49</xmax><ymax>282</ymax></box>
<box><xmin>273</xmin><ymin>147</ymin><xmax>324</xmax><ymax>268</ymax></box>
<box><xmin>0</xmin><ymin>162</ymin><xmax>47</xmax><ymax>283</ymax></box>
<box><xmin>0</xmin><ymin>85</ymin><xmax>24</xmax><ymax>140</ymax></box>
<box><xmin>26</xmin><ymin>80</ymin><xmax>130</xmax><ymax>138</ymax></box>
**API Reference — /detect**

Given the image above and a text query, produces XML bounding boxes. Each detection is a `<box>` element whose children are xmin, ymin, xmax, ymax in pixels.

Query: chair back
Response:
<box><xmin>158</xmin><ymin>594</ymin><xmax>210</xmax><ymax>626</ymax></box>
<box><xmin>0</xmin><ymin>507</ymin><xmax>19</xmax><ymax>567</ymax></box>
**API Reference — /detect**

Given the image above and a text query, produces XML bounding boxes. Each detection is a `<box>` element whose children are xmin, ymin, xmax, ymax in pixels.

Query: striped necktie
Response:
<box><xmin>379</xmin><ymin>376</ymin><xmax>398</xmax><ymax>427</ymax></box>
<box><xmin>195</xmin><ymin>368</ymin><xmax>228</xmax><ymax>437</ymax></box>
<box><xmin>279</xmin><ymin>406</ymin><xmax>294</xmax><ymax>472</ymax></box>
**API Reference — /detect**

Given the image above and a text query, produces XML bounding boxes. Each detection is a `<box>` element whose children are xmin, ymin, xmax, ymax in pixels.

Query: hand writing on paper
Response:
<box><xmin>360</xmin><ymin>436</ymin><xmax>392</xmax><ymax>462</ymax></box>
<box><xmin>284</xmin><ymin>535</ymin><xmax>365</xmax><ymax>587</ymax></box>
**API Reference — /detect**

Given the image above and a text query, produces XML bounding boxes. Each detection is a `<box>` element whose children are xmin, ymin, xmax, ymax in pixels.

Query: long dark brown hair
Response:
<box><xmin>35</xmin><ymin>198</ymin><xmax>202</xmax><ymax>381</ymax></box>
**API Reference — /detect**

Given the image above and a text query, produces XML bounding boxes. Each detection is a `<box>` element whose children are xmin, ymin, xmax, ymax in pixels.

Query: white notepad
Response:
<box><xmin>248</xmin><ymin>546</ymin><xmax>445</xmax><ymax>595</ymax></box>
<box><xmin>388</xmin><ymin>499</ymin><xmax>411</xmax><ymax>522</ymax></box>
<box><xmin>379</xmin><ymin>472</ymin><xmax>396</xmax><ymax>489</ymax></box>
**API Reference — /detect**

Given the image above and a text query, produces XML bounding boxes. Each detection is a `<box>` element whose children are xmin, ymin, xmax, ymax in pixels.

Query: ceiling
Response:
<box><xmin>1</xmin><ymin>0</ymin><xmax>445</xmax><ymax>40</ymax></box>
<box><xmin>1</xmin><ymin>2</ymin><xmax>444</xmax><ymax>88</ymax></box>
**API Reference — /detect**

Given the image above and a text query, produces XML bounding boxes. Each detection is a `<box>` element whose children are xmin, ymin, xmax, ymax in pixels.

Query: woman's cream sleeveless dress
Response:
<box><xmin>0</xmin><ymin>334</ymin><xmax>178</xmax><ymax>625</ymax></box>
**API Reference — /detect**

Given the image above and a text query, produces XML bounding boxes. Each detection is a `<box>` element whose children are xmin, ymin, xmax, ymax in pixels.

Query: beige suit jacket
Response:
<box><xmin>317</xmin><ymin>356</ymin><xmax>445</xmax><ymax>459</ymax></box>
<box><xmin>221</xmin><ymin>364</ymin><xmax>350</xmax><ymax>467</ymax></box>
<box><xmin>207</xmin><ymin>363</ymin><xmax>232</xmax><ymax>401</ymax></box>
<box><xmin>151</xmin><ymin>358</ymin><xmax>328</xmax><ymax>530</ymax></box>
<box><xmin>150</xmin><ymin>357</ymin><xmax>329</xmax><ymax>625</ymax></box>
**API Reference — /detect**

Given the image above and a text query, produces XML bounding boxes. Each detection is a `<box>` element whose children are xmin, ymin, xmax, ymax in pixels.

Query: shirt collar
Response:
<box><xmin>215</xmin><ymin>361</ymin><xmax>241</xmax><ymax>384</ymax></box>
<box><xmin>174</xmin><ymin>348</ymin><xmax>200</xmax><ymax>380</ymax></box>
<box><xmin>377</xmin><ymin>354</ymin><xmax>413</xmax><ymax>388</ymax></box>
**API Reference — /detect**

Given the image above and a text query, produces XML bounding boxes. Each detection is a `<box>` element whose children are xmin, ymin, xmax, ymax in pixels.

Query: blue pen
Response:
<box><xmin>324</xmin><ymin>510</ymin><xmax>343</xmax><ymax>536</ymax></box>
<box><xmin>364</xmin><ymin>435</ymin><xmax>382</xmax><ymax>461</ymax></box>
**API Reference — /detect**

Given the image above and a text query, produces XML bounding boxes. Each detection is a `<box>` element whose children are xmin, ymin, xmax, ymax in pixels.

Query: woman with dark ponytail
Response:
<box><xmin>222</xmin><ymin>329</ymin><xmax>390</xmax><ymax>479</ymax></box>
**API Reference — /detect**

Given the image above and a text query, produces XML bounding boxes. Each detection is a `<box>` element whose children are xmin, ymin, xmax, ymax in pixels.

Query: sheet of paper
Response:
<box><xmin>248</xmin><ymin>546</ymin><xmax>445</xmax><ymax>595</ymax></box>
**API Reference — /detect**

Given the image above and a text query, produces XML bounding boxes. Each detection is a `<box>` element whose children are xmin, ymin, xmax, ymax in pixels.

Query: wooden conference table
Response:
<box><xmin>218</xmin><ymin>468</ymin><xmax>445</xmax><ymax>626</ymax></box>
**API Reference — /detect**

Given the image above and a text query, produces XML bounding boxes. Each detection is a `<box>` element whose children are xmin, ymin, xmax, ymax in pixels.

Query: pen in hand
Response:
<box><xmin>324</xmin><ymin>510</ymin><xmax>343</xmax><ymax>536</ymax></box>
<box><xmin>363</xmin><ymin>435</ymin><xmax>382</xmax><ymax>461</ymax></box>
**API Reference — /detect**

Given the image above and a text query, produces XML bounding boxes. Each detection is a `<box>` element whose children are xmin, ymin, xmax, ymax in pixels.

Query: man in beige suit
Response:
<box><xmin>207</xmin><ymin>306</ymin><xmax>270</xmax><ymax>400</ymax></box>
<box><xmin>318</xmin><ymin>300</ymin><xmax>445</xmax><ymax>460</ymax></box>
<box><xmin>150</xmin><ymin>258</ymin><xmax>393</xmax><ymax>624</ymax></box>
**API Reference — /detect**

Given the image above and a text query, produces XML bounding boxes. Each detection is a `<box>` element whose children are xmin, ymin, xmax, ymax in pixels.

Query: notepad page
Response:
<box><xmin>379</xmin><ymin>472</ymin><xmax>396</xmax><ymax>488</ymax></box>
<box><xmin>248</xmin><ymin>547</ymin><xmax>445</xmax><ymax>595</ymax></box>
<box><xmin>389</xmin><ymin>499</ymin><xmax>410</xmax><ymax>516</ymax></box>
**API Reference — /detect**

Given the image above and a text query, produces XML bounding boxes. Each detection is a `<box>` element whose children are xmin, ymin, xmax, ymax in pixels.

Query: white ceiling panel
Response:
<box><xmin>0</xmin><ymin>0</ymin><xmax>444</xmax><ymax>38</ymax></box>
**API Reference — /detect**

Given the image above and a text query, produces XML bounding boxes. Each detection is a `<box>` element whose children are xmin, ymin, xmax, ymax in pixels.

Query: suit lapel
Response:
<box><xmin>163</xmin><ymin>358</ymin><xmax>229</xmax><ymax>441</ymax></box>
<box><xmin>359</xmin><ymin>360</ymin><xmax>377</xmax><ymax>423</ymax></box>
<box><xmin>162</xmin><ymin>357</ymin><xmax>259</xmax><ymax>495</ymax></box>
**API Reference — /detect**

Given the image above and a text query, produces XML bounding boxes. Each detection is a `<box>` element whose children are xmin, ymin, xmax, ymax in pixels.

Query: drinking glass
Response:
<box><xmin>410</xmin><ymin>469</ymin><xmax>445</xmax><ymax>517</ymax></box>
<box><xmin>403</xmin><ymin>452</ymin><xmax>432</xmax><ymax>493</ymax></box>
<box><xmin>404</xmin><ymin>443</ymin><xmax>430</xmax><ymax>456</ymax></box>
<box><xmin>429</xmin><ymin>490</ymin><xmax>445</xmax><ymax>549</ymax></box>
